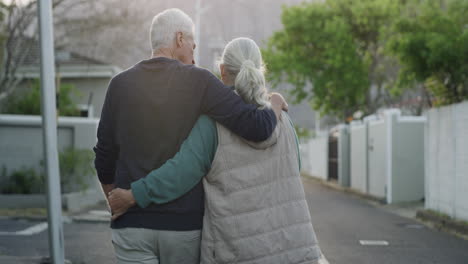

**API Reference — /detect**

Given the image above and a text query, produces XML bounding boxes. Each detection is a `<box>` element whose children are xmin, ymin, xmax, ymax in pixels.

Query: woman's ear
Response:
<box><xmin>220</xmin><ymin>64</ymin><xmax>226</xmax><ymax>81</ymax></box>
<box><xmin>176</xmin><ymin>32</ymin><xmax>184</xmax><ymax>48</ymax></box>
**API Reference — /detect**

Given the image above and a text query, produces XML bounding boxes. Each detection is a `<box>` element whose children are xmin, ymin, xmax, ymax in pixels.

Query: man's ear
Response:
<box><xmin>176</xmin><ymin>32</ymin><xmax>184</xmax><ymax>48</ymax></box>
<box><xmin>220</xmin><ymin>64</ymin><xmax>225</xmax><ymax>76</ymax></box>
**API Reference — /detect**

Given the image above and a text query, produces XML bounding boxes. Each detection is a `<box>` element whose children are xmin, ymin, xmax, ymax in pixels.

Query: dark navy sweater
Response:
<box><xmin>94</xmin><ymin>57</ymin><xmax>277</xmax><ymax>230</ymax></box>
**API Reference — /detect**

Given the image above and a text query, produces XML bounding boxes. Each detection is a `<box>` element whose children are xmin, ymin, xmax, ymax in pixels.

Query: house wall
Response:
<box><xmin>6</xmin><ymin>77</ymin><xmax>110</xmax><ymax>118</ymax></box>
<box><xmin>63</xmin><ymin>77</ymin><xmax>109</xmax><ymax>118</ymax></box>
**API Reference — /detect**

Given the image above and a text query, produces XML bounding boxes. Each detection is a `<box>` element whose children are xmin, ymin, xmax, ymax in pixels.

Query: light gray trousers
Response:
<box><xmin>112</xmin><ymin>228</ymin><xmax>201</xmax><ymax>264</ymax></box>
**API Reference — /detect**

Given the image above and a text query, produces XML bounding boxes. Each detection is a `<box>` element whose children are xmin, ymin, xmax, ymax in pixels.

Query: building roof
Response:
<box><xmin>21</xmin><ymin>38</ymin><xmax>109</xmax><ymax>67</ymax></box>
<box><xmin>17</xmin><ymin>38</ymin><xmax>121</xmax><ymax>79</ymax></box>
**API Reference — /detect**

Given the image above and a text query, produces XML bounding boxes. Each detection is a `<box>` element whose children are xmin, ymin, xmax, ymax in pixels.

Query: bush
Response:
<box><xmin>58</xmin><ymin>148</ymin><xmax>96</xmax><ymax>193</ymax></box>
<box><xmin>3</xmin><ymin>80</ymin><xmax>42</xmax><ymax>115</ymax></box>
<box><xmin>294</xmin><ymin>125</ymin><xmax>314</xmax><ymax>141</ymax></box>
<box><xmin>0</xmin><ymin>166</ymin><xmax>45</xmax><ymax>194</ymax></box>
<box><xmin>3</xmin><ymin>79</ymin><xmax>81</xmax><ymax>116</ymax></box>
<box><xmin>0</xmin><ymin>148</ymin><xmax>96</xmax><ymax>194</ymax></box>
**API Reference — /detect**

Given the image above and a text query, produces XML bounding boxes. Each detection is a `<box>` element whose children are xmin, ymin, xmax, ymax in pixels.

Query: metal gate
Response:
<box><xmin>368</xmin><ymin>121</ymin><xmax>387</xmax><ymax>198</ymax></box>
<box><xmin>328</xmin><ymin>132</ymin><xmax>338</xmax><ymax>181</ymax></box>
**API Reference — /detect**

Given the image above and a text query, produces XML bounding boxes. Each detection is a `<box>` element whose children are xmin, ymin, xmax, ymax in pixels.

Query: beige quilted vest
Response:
<box><xmin>200</xmin><ymin>112</ymin><xmax>322</xmax><ymax>264</ymax></box>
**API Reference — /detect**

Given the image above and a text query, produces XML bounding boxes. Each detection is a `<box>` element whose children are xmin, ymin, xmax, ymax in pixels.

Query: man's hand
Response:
<box><xmin>108</xmin><ymin>188</ymin><xmax>136</xmax><ymax>221</ymax></box>
<box><xmin>101</xmin><ymin>183</ymin><xmax>115</xmax><ymax>201</ymax></box>
<box><xmin>270</xmin><ymin>92</ymin><xmax>288</xmax><ymax>120</ymax></box>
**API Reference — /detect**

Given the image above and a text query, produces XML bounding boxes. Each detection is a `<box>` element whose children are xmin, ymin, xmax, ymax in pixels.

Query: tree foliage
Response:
<box><xmin>0</xmin><ymin>0</ymin><xmax>40</xmax><ymax>102</ymax></box>
<box><xmin>0</xmin><ymin>0</ymin><xmax>135</xmax><ymax>104</ymax></box>
<box><xmin>0</xmin><ymin>2</ymin><xmax>6</xmax><ymax>64</ymax></box>
<box><xmin>387</xmin><ymin>0</ymin><xmax>468</xmax><ymax>106</ymax></box>
<box><xmin>265</xmin><ymin>0</ymin><xmax>468</xmax><ymax>117</ymax></box>
<box><xmin>263</xmin><ymin>0</ymin><xmax>400</xmax><ymax>119</ymax></box>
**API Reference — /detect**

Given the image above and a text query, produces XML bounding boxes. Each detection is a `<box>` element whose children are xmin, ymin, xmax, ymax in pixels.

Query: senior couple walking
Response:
<box><xmin>94</xmin><ymin>8</ymin><xmax>323</xmax><ymax>264</ymax></box>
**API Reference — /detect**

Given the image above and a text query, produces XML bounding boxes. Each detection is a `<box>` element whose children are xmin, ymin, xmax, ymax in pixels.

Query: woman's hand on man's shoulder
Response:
<box><xmin>269</xmin><ymin>92</ymin><xmax>288</xmax><ymax>120</ymax></box>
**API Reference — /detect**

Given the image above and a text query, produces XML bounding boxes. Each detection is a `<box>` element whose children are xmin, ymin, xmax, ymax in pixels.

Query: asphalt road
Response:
<box><xmin>302</xmin><ymin>177</ymin><xmax>468</xmax><ymax>264</ymax></box>
<box><xmin>0</xmin><ymin>219</ymin><xmax>116</xmax><ymax>263</ymax></box>
<box><xmin>1</xmin><ymin>178</ymin><xmax>467</xmax><ymax>264</ymax></box>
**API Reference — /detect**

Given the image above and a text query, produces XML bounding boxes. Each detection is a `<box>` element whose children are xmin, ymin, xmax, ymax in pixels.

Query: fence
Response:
<box><xmin>300</xmin><ymin>135</ymin><xmax>328</xmax><ymax>180</ymax></box>
<box><xmin>350</xmin><ymin>120</ymin><xmax>369</xmax><ymax>194</ymax></box>
<box><xmin>425</xmin><ymin>101</ymin><xmax>468</xmax><ymax>221</ymax></box>
<box><xmin>348</xmin><ymin>109</ymin><xmax>425</xmax><ymax>203</ymax></box>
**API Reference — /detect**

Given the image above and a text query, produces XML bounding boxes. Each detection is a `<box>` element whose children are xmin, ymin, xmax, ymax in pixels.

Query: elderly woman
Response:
<box><xmin>109</xmin><ymin>38</ymin><xmax>322</xmax><ymax>264</ymax></box>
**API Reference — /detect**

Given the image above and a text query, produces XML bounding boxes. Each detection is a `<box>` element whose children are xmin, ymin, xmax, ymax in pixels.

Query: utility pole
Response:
<box><xmin>194</xmin><ymin>0</ymin><xmax>201</xmax><ymax>65</ymax></box>
<box><xmin>315</xmin><ymin>111</ymin><xmax>321</xmax><ymax>136</ymax></box>
<box><xmin>38</xmin><ymin>0</ymin><xmax>65</xmax><ymax>263</ymax></box>
<box><xmin>193</xmin><ymin>0</ymin><xmax>211</xmax><ymax>65</ymax></box>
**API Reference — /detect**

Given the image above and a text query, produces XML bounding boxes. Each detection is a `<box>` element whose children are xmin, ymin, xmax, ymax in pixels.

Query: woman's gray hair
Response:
<box><xmin>150</xmin><ymin>8</ymin><xmax>194</xmax><ymax>52</ymax></box>
<box><xmin>220</xmin><ymin>38</ymin><xmax>271</xmax><ymax>109</ymax></box>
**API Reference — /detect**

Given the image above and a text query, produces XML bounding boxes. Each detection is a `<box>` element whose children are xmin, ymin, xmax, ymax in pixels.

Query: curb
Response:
<box><xmin>301</xmin><ymin>173</ymin><xmax>386</xmax><ymax>204</ymax></box>
<box><xmin>70</xmin><ymin>209</ymin><xmax>111</xmax><ymax>223</ymax></box>
<box><xmin>0</xmin><ymin>256</ymin><xmax>72</xmax><ymax>264</ymax></box>
<box><xmin>416</xmin><ymin>209</ymin><xmax>468</xmax><ymax>238</ymax></box>
<box><xmin>4</xmin><ymin>215</ymin><xmax>48</xmax><ymax>221</ymax></box>
<box><xmin>70</xmin><ymin>215</ymin><xmax>110</xmax><ymax>223</ymax></box>
<box><xmin>0</xmin><ymin>212</ymin><xmax>72</xmax><ymax>223</ymax></box>
<box><xmin>0</xmin><ymin>213</ymin><xmax>109</xmax><ymax>223</ymax></box>
<box><xmin>0</xmin><ymin>203</ymin><xmax>110</xmax><ymax>223</ymax></box>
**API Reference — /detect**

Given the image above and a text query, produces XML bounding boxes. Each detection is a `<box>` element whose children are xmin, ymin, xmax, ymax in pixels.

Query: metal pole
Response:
<box><xmin>315</xmin><ymin>111</ymin><xmax>321</xmax><ymax>135</ymax></box>
<box><xmin>38</xmin><ymin>0</ymin><xmax>65</xmax><ymax>263</ymax></box>
<box><xmin>194</xmin><ymin>0</ymin><xmax>201</xmax><ymax>65</ymax></box>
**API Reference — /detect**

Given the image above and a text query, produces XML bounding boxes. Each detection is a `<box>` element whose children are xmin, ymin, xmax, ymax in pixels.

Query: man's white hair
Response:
<box><xmin>150</xmin><ymin>8</ymin><xmax>194</xmax><ymax>52</ymax></box>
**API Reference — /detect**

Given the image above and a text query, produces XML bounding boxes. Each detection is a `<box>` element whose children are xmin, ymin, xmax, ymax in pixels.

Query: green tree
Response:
<box><xmin>263</xmin><ymin>0</ymin><xmax>400</xmax><ymax>119</ymax></box>
<box><xmin>0</xmin><ymin>0</ymin><xmax>135</xmax><ymax>104</ymax></box>
<box><xmin>0</xmin><ymin>2</ymin><xmax>6</xmax><ymax>64</ymax></box>
<box><xmin>387</xmin><ymin>0</ymin><xmax>468</xmax><ymax>106</ymax></box>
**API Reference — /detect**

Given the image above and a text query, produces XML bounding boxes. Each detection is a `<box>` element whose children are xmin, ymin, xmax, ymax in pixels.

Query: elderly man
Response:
<box><xmin>94</xmin><ymin>8</ymin><xmax>286</xmax><ymax>264</ymax></box>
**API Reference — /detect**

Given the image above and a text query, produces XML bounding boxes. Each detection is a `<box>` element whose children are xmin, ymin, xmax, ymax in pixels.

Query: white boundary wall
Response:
<box><xmin>350</xmin><ymin>121</ymin><xmax>368</xmax><ymax>193</ymax></box>
<box><xmin>0</xmin><ymin>114</ymin><xmax>98</xmax><ymax>177</ymax></box>
<box><xmin>349</xmin><ymin>110</ymin><xmax>425</xmax><ymax>203</ymax></box>
<box><xmin>368</xmin><ymin>117</ymin><xmax>388</xmax><ymax>199</ymax></box>
<box><xmin>0</xmin><ymin>114</ymin><xmax>104</xmax><ymax>211</ymax></box>
<box><xmin>300</xmin><ymin>136</ymin><xmax>328</xmax><ymax>180</ymax></box>
<box><xmin>425</xmin><ymin>101</ymin><xmax>468</xmax><ymax>221</ymax></box>
<box><xmin>337</xmin><ymin>125</ymin><xmax>350</xmax><ymax>187</ymax></box>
